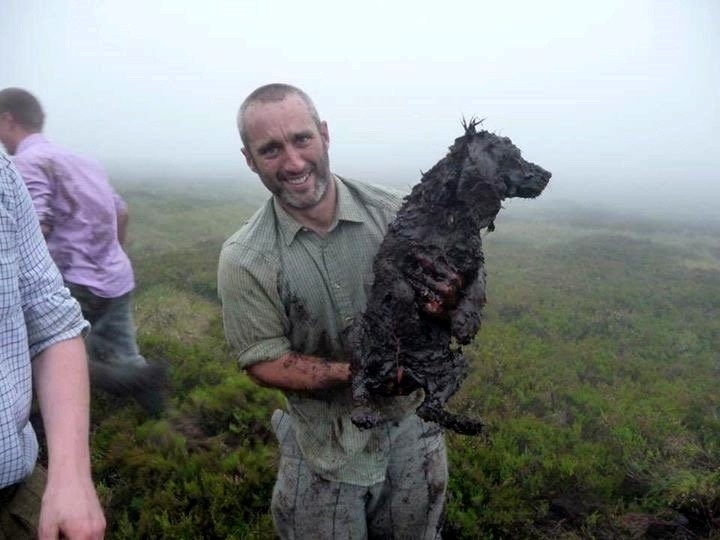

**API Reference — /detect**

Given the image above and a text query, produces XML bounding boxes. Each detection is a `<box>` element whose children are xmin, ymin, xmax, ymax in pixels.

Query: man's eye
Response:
<box><xmin>260</xmin><ymin>147</ymin><xmax>279</xmax><ymax>157</ymax></box>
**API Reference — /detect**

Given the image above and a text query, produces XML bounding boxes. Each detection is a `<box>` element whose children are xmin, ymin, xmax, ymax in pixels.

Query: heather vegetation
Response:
<box><xmin>83</xmin><ymin>180</ymin><xmax>719</xmax><ymax>539</ymax></box>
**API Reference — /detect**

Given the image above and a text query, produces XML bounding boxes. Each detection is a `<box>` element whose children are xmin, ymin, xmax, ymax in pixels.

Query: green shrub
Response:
<box><xmin>88</xmin><ymin>189</ymin><xmax>720</xmax><ymax>538</ymax></box>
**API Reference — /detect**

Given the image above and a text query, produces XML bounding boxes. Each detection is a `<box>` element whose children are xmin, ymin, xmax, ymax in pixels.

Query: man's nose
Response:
<box><xmin>283</xmin><ymin>146</ymin><xmax>305</xmax><ymax>172</ymax></box>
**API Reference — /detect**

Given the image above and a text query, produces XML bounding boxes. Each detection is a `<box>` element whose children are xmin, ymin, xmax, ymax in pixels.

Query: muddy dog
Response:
<box><xmin>347</xmin><ymin>120</ymin><xmax>551</xmax><ymax>435</ymax></box>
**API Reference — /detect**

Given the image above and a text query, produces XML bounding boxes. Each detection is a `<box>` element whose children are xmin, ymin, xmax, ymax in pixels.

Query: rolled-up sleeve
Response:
<box><xmin>218</xmin><ymin>240</ymin><xmax>290</xmax><ymax>368</ymax></box>
<box><xmin>13</xmin><ymin>168</ymin><xmax>87</xmax><ymax>357</ymax></box>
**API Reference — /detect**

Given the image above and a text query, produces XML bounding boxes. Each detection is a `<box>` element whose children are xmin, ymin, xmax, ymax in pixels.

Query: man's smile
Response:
<box><xmin>284</xmin><ymin>171</ymin><xmax>311</xmax><ymax>186</ymax></box>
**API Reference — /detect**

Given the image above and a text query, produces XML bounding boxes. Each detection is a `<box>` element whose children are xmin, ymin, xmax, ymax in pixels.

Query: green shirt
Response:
<box><xmin>218</xmin><ymin>176</ymin><xmax>426</xmax><ymax>485</ymax></box>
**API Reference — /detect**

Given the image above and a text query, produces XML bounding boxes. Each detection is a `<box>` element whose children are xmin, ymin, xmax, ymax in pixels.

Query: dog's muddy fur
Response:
<box><xmin>347</xmin><ymin>120</ymin><xmax>551</xmax><ymax>435</ymax></box>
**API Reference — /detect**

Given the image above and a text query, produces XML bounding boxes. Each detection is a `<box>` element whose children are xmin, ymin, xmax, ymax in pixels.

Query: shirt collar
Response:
<box><xmin>274</xmin><ymin>175</ymin><xmax>366</xmax><ymax>246</ymax></box>
<box><xmin>16</xmin><ymin>133</ymin><xmax>49</xmax><ymax>154</ymax></box>
<box><xmin>334</xmin><ymin>175</ymin><xmax>367</xmax><ymax>224</ymax></box>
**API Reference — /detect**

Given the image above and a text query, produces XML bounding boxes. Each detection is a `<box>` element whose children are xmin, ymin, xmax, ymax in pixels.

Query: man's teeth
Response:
<box><xmin>287</xmin><ymin>173</ymin><xmax>310</xmax><ymax>185</ymax></box>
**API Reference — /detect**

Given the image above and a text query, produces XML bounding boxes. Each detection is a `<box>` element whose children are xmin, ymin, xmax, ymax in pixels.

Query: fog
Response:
<box><xmin>2</xmin><ymin>0</ymin><xmax>719</xmax><ymax>221</ymax></box>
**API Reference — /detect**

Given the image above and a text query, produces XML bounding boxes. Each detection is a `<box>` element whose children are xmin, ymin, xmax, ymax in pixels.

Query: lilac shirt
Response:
<box><xmin>12</xmin><ymin>134</ymin><xmax>134</xmax><ymax>298</ymax></box>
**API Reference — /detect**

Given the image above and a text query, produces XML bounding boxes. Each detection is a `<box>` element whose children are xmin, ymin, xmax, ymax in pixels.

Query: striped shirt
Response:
<box><xmin>219</xmin><ymin>176</ymin><xmax>427</xmax><ymax>486</ymax></box>
<box><xmin>0</xmin><ymin>154</ymin><xmax>88</xmax><ymax>488</ymax></box>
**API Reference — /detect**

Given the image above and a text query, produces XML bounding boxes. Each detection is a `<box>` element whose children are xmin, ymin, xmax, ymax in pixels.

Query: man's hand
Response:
<box><xmin>369</xmin><ymin>365</ymin><xmax>421</xmax><ymax>397</ymax></box>
<box><xmin>39</xmin><ymin>476</ymin><xmax>106</xmax><ymax>540</ymax></box>
<box><xmin>393</xmin><ymin>366</ymin><xmax>422</xmax><ymax>395</ymax></box>
<box><xmin>406</xmin><ymin>252</ymin><xmax>465</xmax><ymax>318</ymax></box>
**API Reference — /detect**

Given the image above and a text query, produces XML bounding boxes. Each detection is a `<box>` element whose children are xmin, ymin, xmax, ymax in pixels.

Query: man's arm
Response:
<box><xmin>219</xmin><ymin>240</ymin><xmax>351</xmax><ymax>392</ymax></box>
<box><xmin>116</xmin><ymin>203</ymin><xmax>128</xmax><ymax>247</ymax></box>
<box><xmin>246</xmin><ymin>353</ymin><xmax>350</xmax><ymax>391</ymax></box>
<box><xmin>12</xmin><ymin>155</ymin><xmax>54</xmax><ymax>236</ymax></box>
<box><xmin>113</xmin><ymin>192</ymin><xmax>129</xmax><ymax>247</ymax></box>
<box><xmin>32</xmin><ymin>336</ymin><xmax>105</xmax><ymax>540</ymax></box>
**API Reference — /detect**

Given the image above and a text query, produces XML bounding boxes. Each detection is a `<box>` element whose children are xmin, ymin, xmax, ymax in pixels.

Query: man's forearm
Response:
<box><xmin>116</xmin><ymin>208</ymin><xmax>129</xmax><ymax>247</ymax></box>
<box><xmin>32</xmin><ymin>336</ymin><xmax>92</xmax><ymax>480</ymax></box>
<box><xmin>246</xmin><ymin>353</ymin><xmax>350</xmax><ymax>391</ymax></box>
<box><xmin>32</xmin><ymin>336</ymin><xmax>106</xmax><ymax>539</ymax></box>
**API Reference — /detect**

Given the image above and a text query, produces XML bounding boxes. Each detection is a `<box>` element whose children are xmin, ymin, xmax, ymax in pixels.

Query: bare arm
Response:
<box><xmin>116</xmin><ymin>204</ymin><xmax>129</xmax><ymax>247</ymax></box>
<box><xmin>246</xmin><ymin>352</ymin><xmax>350</xmax><ymax>392</ymax></box>
<box><xmin>32</xmin><ymin>336</ymin><xmax>106</xmax><ymax>540</ymax></box>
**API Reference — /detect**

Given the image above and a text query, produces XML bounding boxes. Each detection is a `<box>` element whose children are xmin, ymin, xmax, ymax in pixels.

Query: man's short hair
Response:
<box><xmin>237</xmin><ymin>83</ymin><xmax>321</xmax><ymax>148</ymax></box>
<box><xmin>0</xmin><ymin>88</ymin><xmax>45</xmax><ymax>131</ymax></box>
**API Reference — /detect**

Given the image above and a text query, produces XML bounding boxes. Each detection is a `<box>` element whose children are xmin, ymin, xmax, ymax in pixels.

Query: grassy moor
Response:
<box><xmin>86</xmin><ymin>179</ymin><xmax>719</xmax><ymax>539</ymax></box>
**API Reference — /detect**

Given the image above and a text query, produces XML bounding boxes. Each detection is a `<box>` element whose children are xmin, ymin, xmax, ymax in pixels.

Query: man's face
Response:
<box><xmin>241</xmin><ymin>94</ymin><xmax>331</xmax><ymax>210</ymax></box>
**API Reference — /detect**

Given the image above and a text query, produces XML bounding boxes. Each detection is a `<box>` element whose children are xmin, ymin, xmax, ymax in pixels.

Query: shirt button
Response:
<box><xmin>334</xmin><ymin>283</ymin><xmax>341</xmax><ymax>289</ymax></box>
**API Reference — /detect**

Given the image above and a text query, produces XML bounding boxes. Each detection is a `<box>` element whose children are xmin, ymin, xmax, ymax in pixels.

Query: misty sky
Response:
<box><xmin>2</xmin><ymin>0</ymin><xmax>719</xmax><ymax>218</ymax></box>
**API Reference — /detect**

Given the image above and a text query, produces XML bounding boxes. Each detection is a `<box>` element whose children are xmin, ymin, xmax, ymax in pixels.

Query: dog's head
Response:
<box><xmin>453</xmin><ymin>120</ymin><xmax>551</xmax><ymax>199</ymax></box>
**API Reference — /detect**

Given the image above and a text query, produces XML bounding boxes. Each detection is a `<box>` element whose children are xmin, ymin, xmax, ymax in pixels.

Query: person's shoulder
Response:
<box><xmin>1</xmin><ymin>155</ymin><xmax>35</xmax><ymax>223</ymax></box>
<box><xmin>11</xmin><ymin>141</ymin><xmax>45</xmax><ymax>168</ymax></box>
<box><xmin>1</xmin><ymin>153</ymin><xmax>23</xmax><ymax>193</ymax></box>
<box><xmin>1</xmin><ymin>154</ymin><xmax>17</xmax><ymax>205</ymax></box>
<box><xmin>0</xmin><ymin>152</ymin><xmax>13</xmax><ymax>174</ymax></box>
<box><xmin>52</xmin><ymin>142</ymin><xmax>103</xmax><ymax>170</ymax></box>
<box><xmin>16</xmin><ymin>137</ymin><xmax>98</xmax><ymax>170</ymax></box>
<box><xmin>221</xmin><ymin>198</ymin><xmax>279</xmax><ymax>266</ymax></box>
<box><xmin>223</xmin><ymin>197</ymin><xmax>275</xmax><ymax>245</ymax></box>
<box><xmin>338</xmin><ymin>176</ymin><xmax>407</xmax><ymax>213</ymax></box>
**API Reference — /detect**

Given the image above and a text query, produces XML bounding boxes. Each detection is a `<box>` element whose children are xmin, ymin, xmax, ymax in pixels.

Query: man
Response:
<box><xmin>218</xmin><ymin>84</ymin><xmax>458</xmax><ymax>539</ymax></box>
<box><xmin>0</xmin><ymin>155</ymin><xmax>105</xmax><ymax>539</ymax></box>
<box><xmin>0</xmin><ymin>88</ymin><xmax>167</xmax><ymax>416</ymax></box>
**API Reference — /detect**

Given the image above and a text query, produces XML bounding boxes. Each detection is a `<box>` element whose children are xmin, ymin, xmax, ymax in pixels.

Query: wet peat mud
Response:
<box><xmin>347</xmin><ymin>120</ymin><xmax>551</xmax><ymax>435</ymax></box>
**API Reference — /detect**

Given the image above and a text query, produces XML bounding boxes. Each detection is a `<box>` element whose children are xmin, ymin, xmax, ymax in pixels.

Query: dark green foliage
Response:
<box><xmin>87</xmin><ymin>182</ymin><xmax>720</xmax><ymax>539</ymax></box>
<box><xmin>90</xmin><ymin>338</ymin><xmax>284</xmax><ymax>538</ymax></box>
<box><xmin>441</xmin><ymin>214</ymin><xmax>720</xmax><ymax>538</ymax></box>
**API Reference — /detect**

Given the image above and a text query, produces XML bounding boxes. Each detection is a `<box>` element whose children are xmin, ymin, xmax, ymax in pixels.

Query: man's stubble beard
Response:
<box><xmin>277</xmin><ymin>149</ymin><xmax>332</xmax><ymax>211</ymax></box>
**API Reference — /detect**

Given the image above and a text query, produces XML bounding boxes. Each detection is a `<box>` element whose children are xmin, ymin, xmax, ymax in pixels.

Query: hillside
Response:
<box><xmin>84</xmin><ymin>179</ymin><xmax>720</xmax><ymax>539</ymax></box>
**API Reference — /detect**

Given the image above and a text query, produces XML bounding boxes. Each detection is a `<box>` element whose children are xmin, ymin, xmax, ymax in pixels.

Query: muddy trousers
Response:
<box><xmin>270</xmin><ymin>411</ymin><xmax>447</xmax><ymax>540</ymax></box>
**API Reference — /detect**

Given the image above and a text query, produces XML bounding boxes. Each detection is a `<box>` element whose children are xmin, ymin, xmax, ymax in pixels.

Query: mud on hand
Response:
<box><xmin>404</xmin><ymin>252</ymin><xmax>465</xmax><ymax>318</ymax></box>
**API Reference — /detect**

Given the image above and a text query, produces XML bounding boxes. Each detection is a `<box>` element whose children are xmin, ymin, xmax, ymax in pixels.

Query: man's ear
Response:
<box><xmin>319</xmin><ymin>121</ymin><xmax>329</xmax><ymax>147</ymax></box>
<box><xmin>0</xmin><ymin>111</ymin><xmax>14</xmax><ymax>126</ymax></box>
<box><xmin>241</xmin><ymin>147</ymin><xmax>258</xmax><ymax>173</ymax></box>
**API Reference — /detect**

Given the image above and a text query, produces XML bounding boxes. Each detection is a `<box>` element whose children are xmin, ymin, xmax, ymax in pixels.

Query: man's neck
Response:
<box><xmin>12</xmin><ymin>130</ymin><xmax>41</xmax><ymax>155</ymax></box>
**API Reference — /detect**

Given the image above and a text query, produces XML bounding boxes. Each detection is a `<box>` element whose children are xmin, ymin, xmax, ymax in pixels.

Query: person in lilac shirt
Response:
<box><xmin>0</xmin><ymin>87</ymin><xmax>167</xmax><ymax>416</ymax></box>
